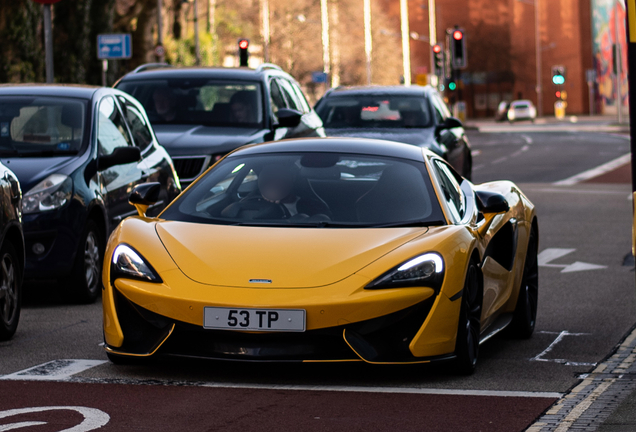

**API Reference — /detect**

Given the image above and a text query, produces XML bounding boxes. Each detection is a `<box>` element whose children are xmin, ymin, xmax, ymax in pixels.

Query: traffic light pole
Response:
<box><xmin>534</xmin><ymin>0</ymin><xmax>543</xmax><ymax>118</ymax></box>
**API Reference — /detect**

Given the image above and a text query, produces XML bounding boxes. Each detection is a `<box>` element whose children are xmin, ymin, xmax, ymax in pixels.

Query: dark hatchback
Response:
<box><xmin>115</xmin><ymin>64</ymin><xmax>325</xmax><ymax>186</ymax></box>
<box><xmin>0</xmin><ymin>85</ymin><xmax>180</xmax><ymax>303</ymax></box>
<box><xmin>315</xmin><ymin>85</ymin><xmax>472</xmax><ymax>179</ymax></box>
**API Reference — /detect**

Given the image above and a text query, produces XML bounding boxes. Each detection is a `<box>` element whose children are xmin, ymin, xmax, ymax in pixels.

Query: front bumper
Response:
<box><xmin>104</xmin><ymin>279</ymin><xmax>461</xmax><ymax>364</ymax></box>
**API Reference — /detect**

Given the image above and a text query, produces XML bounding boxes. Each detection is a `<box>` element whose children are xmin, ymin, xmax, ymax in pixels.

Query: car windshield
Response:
<box><xmin>116</xmin><ymin>79</ymin><xmax>264</xmax><ymax>128</ymax></box>
<box><xmin>0</xmin><ymin>96</ymin><xmax>87</xmax><ymax>157</ymax></box>
<box><xmin>161</xmin><ymin>152</ymin><xmax>446</xmax><ymax>228</ymax></box>
<box><xmin>316</xmin><ymin>95</ymin><xmax>433</xmax><ymax>129</ymax></box>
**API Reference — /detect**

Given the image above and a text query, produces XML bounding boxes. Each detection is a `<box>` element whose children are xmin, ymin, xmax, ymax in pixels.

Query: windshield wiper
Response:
<box><xmin>368</xmin><ymin>219</ymin><xmax>446</xmax><ymax>228</ymax></box>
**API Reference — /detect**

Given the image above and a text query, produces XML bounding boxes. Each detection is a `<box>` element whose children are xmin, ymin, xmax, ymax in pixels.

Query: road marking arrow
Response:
<box><xmin>538</xmin><ymin>248</ymin><xmax>607</xmax><ymax>273</ymax></box>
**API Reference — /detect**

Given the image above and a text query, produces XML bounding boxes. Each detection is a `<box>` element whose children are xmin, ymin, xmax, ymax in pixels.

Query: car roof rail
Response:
<box><xmin>256</xmin><ymin>63</ymin><xmax>283</xmax><ymax>73</ymax></box>
<box><xmin>130</xmin><ymin>63</ymin><xmax>173</xmax><ymax>74</ymax></box>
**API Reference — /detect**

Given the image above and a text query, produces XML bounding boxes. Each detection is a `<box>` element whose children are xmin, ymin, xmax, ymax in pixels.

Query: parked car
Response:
<box><xmin>115</xmin><ymin>63</ymin><xmax>325</xmax><ymax>186</ymax></box>
<box><xmin>0</xmin><ymin>85</ymin><xmax>180</xmax><ymax>303</ymax></box>
<box><xmin>506</xmin><ymin>100</ymin><xmax>537</xmax><ymax>123</ymax></box>
<box><xmin>0</xmin><ymin>161</ymin><xmax>24</xmax><ymax>340</ymax></box>
<box><xmin>314</xmin><ymin>85</ymin><xmax>472</xmax><ymax>179</ymax></box>
<box><xmin>494</xmin><ymin>101</ymin><xmax>510</xmax><ymax>122</ymax></box>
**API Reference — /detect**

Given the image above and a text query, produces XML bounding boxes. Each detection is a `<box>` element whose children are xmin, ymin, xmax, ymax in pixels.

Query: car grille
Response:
<box><xmin>172</xmin><ymin>156</ymin><xmax>210</xmax><ymax>182</ymax></box>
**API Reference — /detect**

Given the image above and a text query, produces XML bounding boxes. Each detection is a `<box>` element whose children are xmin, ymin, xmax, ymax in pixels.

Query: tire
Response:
<box><xmin>454</xmin><ymin>260</ymin><xmax>482</xmax><ymax>375</ymax></box>
<box><xmin>511</xmin><ymin>224</ymin><xmax>539</xmax><ymax>338</ymax></box>
<box><xmin>62</xmin><ymin>220</ymin><xmax>103</xmax><ymax>304</ymax></box>
<box><xmin>0</xmin><ymin>242</ymin><xmax>22</xmax><ymax>341</ymax></box>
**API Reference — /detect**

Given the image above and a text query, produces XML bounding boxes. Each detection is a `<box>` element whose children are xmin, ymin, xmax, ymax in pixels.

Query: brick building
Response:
<box><xmin>378</xmin><ymin>0</ymin><xmax>594</xmax><ymax>118</ymax></box>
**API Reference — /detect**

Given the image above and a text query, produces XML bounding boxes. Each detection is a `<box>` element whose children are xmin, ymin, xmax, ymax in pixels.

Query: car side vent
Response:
<box><xmin>483</xmin><ymin>220</ymin><xmax>517</xmax><ymax>271</ymax></box>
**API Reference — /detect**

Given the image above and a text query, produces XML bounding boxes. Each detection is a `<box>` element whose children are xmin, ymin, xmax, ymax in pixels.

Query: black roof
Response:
<box><xmin>0</xmin><ymin>84</ymin><xmax>101</xmax><ymax>99</ymax></box>
<box><xmin>116</xmin><ymin>66</ymin><xmax>290</xmax><ymax>83</ymax></box>
<box><xmin>324</xmin><ymin>85</ymin><xmax>435</xmax><ymax>97</ymax></box>
<box><xmin>230</xmin><ymin>137</ymin><xmax>429</xmax><ymax>162</ymax></box>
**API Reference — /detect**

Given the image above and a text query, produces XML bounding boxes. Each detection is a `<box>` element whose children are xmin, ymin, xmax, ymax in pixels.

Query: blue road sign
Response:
<box><xmin>97</xmin><ymin>34</ymin><xmax>132</xmax><ymax>60</ymax></box>
<box><xmin>312</xmin><ymin>71</ymin><xmax>328</xmax><ymax>84</ymax></box>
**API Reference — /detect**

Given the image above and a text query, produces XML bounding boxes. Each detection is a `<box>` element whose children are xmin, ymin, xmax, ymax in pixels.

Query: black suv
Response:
<box><xmin>115</xmin><ymin>64</ymin><xmax>325</xmax><ymax>186</ymax></box>
<box><xmin>315</xmin><ymin>85</ymin><xmax>472</xmax><ymax>179</ymax></box>
<box><xmin>0</xmin><ymin>85</ymin><xmax>180</xmax><ymax>303</ymax></box>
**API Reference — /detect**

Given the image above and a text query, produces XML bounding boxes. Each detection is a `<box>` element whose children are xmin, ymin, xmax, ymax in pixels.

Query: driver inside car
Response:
<box><xmin>221</xmin><ymin>163</ymin><xmax>331</xmax><ymax>220</ymax></box>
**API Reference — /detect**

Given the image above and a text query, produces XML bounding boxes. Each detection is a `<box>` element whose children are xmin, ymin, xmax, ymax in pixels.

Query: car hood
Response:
<box><xmin>153</xmin><ymin>125</ymin><xmax>268</xmax><ymax>157</ymax></box>
<box><xmin>0</xmin><ymin>155</ymin><xmax>78</xmax><ymax>192</ymax></box>
<box><xmin>325</xmin><ymin>127</ymin><xmax>438</xmax><ymax>150</ymax></box>
<box><xmin>155</xmin><ymin>221</ymin><xmax>427</xmax><ymax>288</ymax></box>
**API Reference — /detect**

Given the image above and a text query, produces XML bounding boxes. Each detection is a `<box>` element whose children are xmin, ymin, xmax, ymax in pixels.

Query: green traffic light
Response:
<box><xmin>552</xmin><ymin>75</ymin><xmax>565</xmax><ymax>85</ymax></box>
<box><xmin>449</xmin><ymin>82</ymin><xmax>457</xmax><ymax>91</ymax></box>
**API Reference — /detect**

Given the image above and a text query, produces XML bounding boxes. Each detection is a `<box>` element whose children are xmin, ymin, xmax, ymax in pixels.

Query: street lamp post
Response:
<box><xmin>364</xmin><ymin>0</ymin><xmax>372</xmax><ymax>85</ymax></box>
<box><xmin>320</xmin><ymin>0</ymin><xmax>331</xmax><ymax>84</ymax></box>
<box><xmin>400</xmin><ymin>0</ymin><xmax>411</xmax><ymax>86</ymax></box>
<box><xmin>157</xmin><ymin>0</ymin><xmax>164</xmax><ymax>62</ymax></box>
<box><xmin>193</xmin><ymin>0</ymin><xmax>201</xmax><ymax>65</ymax></box>
<box><xmin>262</xmin><ymin>0</ymin><xmax>270</xmax><ymax>63</ymax></box>
<box><xmin>534</xmin><ymin>0</ymin><xmax>543</xmax><ymax>118</ymax></box>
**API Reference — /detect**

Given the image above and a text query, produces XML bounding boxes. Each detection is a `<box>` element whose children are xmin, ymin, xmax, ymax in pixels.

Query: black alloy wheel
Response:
<box><xmin>454</xmin><ymin>260</ymin><xmax>482</xmax><ymax>375</ymax></box>
<box><xmin>0</xmin><ymin>242</ymin><xmax>21</xmax><ymax>341</ymax></box>
<box><xmin>511</xmin><ymin>224</ymin><xmax>539</xmax><ymax>338</ymax></box>
<box><xmin>63</xmin><ymin>220</ymin><xmax>103</xmax><ymax>304</ymax></box>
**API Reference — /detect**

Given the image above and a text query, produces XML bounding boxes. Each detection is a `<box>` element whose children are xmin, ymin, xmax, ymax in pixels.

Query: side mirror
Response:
<box><xmin>97</xmin><ymin>146</ymin><xmax>141</xmax><ymax>171</ymax></box>
<box><xmin>275</xmin><ymin>108</ymin><xmax>303</xmax><ymax>128</ymax></box>
<box><xmin>475</xmin><ymin>190</ymin><xmax>509</xmax><ymax>214</ymax></box>
<box><xmin>475</xmin><ymin>190</ymin><xmax>509</xmax><ymax>237</ymax></box>
<box><xmin>435</xmin><ymin>116</ymin><xmax>463</xmax><ymax>135</ymax></box>
<box><xmin>129</xmin><ymin>182</ymin><xmax>161</xmax><ymax>217</ymax></box>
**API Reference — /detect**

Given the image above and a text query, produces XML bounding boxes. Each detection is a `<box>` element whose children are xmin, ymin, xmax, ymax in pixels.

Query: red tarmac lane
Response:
<box><xmin>0</xmin><ymin>380</ymin><xmax>556</xmax><ymax>432</ymax></box>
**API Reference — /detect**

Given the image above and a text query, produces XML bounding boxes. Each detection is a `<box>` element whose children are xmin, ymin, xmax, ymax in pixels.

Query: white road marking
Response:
<box><xmin>520</xmin><ymin>134</ymin><xmax>533</xmax><ymax>144</ymax></box>
<box><xmin>201</xmin><ymin>382</ymin><xmax>562</xmax><ymax>398</ymax></box>
<box><xmin>510</xmin><ymin>145</ymin><xmax>530</xmax><ymax>158</ymax></box>
<box><xmin>532</xmin><ymin>331</ymin><xmax>595</xmax><ymax>367</ymax></box>
<box><xmin>0</xmin><ymin>360</ymin><xmax>106</xmax><ymax>381</ymax></box>
<box><xmin>0</xmin><ymin>406</ymin><xmax>109</xmax><ymax>432</ymax></box>
<box><xmin>491</xmin><ymin>156</ymin><xmax>508</xmax><ymax>164</ymax></box>
<box><xmin>471</xmin><ymin>150</ymin><xmax>482</xmax><ymax>156</ymax></box>
<box><xmin>473</xmin><ymin>164</ymin><xmax>486</xmax><ymax>171</ymax></box>
<box><xmin>538</xmin><ymin>248</ymin><xmax>607</xmax><ymax>273</ymax></box>
<box><xmin>553</xmin><ymin>153</ymin><xmax>631</xmax><ymax>186</ymax></box>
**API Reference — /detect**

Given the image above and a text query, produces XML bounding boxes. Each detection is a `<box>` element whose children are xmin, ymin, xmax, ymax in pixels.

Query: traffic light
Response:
<box><xmin>238</xmin><ymin>39</ymin><xmax>249</xmax><ymax>67</ymax></box>
<box><xmin>432</xmin><ymin>44</ymin><xmax>444</xmax><ymax>76</ymax></box>
<box><xmin>448</xmin><ymin>81</ymin><xmax>457</xmax><ymax>91</ymax></box>
<box><xmin>451</xmin><ymin>29</ymin><xmax>467</xmax><ymax>69</ymax></box>
<box><xmin>551</xmin><ymin>66</ymin><xmax>566</xmax><ymax>85</ymax></box>
<box><xmin>555</xmin><ymin>90</ymin><xmax>561</xmax><ymax>99</ymax></box>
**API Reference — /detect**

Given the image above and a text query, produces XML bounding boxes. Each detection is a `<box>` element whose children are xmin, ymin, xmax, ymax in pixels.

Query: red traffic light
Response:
<box><xmin>453</xmin><ymin>30</ymin><xmax>463</xmax><ymax>41</ymax></box>
<box><xmin>239</xmin><ymin>39</ymin><xmax>249</xmax><ymax>50</ymax></box>
<box><xmin>433</xmin><ymin>44</ymin><xmax>442</xmax><ymax>54</ymax></box>
<box><xmin>556</xmin><ymin>91</ymin><xmax>561</xmax><ymax>98</ymax></box>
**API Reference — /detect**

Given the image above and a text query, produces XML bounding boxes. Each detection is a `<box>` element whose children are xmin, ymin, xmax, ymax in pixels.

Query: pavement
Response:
<box><xmin>465</xmin><ymin>114</ymin><xmax>631</xmax><ymax>134</ymax></box>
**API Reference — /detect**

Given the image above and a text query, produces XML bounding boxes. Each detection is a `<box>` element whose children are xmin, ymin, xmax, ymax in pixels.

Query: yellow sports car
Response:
<box><xmin>102</xmin><ymin>138</ymin><xmax>538</xmax><ymax>373</ymax></box>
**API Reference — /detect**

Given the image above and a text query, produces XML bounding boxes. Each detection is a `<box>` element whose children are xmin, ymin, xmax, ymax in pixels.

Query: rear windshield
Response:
<box><xmin>116</xmin><ymin>79</ymin><xmax>264</xmax><ymax>128</ymax></box>
<box><xmin>0</xmin><ymin>96</ymin><xmax>87</xmax><ymax>157</ymax></box>
<box><xmin>161</xmin><ymin>152</ymin><xmax>445</xmax><ymax>228</ymax></box>
<box><xmin>316</xmin><ymin>95</ymin><xmax>433</xmax><ymax>129</ymax></box>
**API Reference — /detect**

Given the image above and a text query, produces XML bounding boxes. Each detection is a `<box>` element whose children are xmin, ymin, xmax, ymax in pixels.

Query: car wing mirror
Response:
<box><xmin>129</xmin><ymin>182</ymin><xmax>161</xmax><ymax>217</ymax></box>
<box><xmin>274</xmin><ymin>108</ymin><xmax>303</xmax><ymax>129</ymax></box>
<box><xmin>435</xmin><ymin>116</ymin><xmax>463</xmax><ymax>135</ymax></box>
<box><xmin>97</xmin><ymin>146</ymin><xmax>141</xmax><ymax>171</ymax></box>
<box><xmin>475</xmin><ymin>190</ymin><xmax>509</xmax><ymax>237</ymax></box>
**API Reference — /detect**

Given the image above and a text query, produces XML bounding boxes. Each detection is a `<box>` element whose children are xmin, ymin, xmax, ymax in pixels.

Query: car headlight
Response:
<box><xmin>23</xmin><ymin>174</ymin><xmax>72</xmax><ymax>214</ymax></box>
<box><xmin>365</xmin><ymin>253</ymin><xmax>444</xmax><ymax>290</ymax></box>
<box><xmin>508</xmin><ymin>111</ymin><xmax>516</xmax><ymax>120</ymax></box>
<box><xmin>111</xmin><ymin>244</ymin><xmax>162</xmax><ymax>283</ymax></box>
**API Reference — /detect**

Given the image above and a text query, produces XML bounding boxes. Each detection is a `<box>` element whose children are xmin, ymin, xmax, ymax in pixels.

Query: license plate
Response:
<box><xmin>203</xmin><ymin>307</ymin><xmax>306</xmax><ymax>332</ymax></box>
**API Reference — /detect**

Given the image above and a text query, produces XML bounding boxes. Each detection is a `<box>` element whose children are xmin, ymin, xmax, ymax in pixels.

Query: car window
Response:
<box><xmin>269</xmin><ymin>79</ymin><xmax>286</xmax><ymax>117</ymax></box>
<box><xmin>430</xmin><ymin>94</ymin><xmax>451</xmax><ymax>124</ymax></box>
<box><xmin>0</xmin><ymin>96</ymin><xmax>87</xmax><ymax>156</ymax></box>
<box><xmin>98</xmin><ymin>96</ymin><xmax>133</xmax><ymax>156</ymax></box>
<box><xmin>276</xmin><ymin>78</ymin><xmax>302</xmax><ymax>111</ymax></box>
<box><xmin>118</xmin><ymin>96</ymin><xmax>153</xmax><ymax>151</ymax></box>
<box><xmin>116</xmin><ymin>79</ymin><xmax>264</xmax><ymax>128</ymax></box>
<box><xmin>433</xmin><ymin>160</ymin><xmax>465</xmax><ymax>222</ymax></box>
<box><xmin>290</xmin><ymin>81</ymin><xmax>311</xmax><ymax>113</ymax></box>
<box><xmin>315</xmin><ymin>95</ymin><xmax>433</xmax><ymax>129</ymax></box>
<box><xmin>161</xmin><ymin>152</ymin><xmax>446</xmax><ymax>227</ymax></box>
